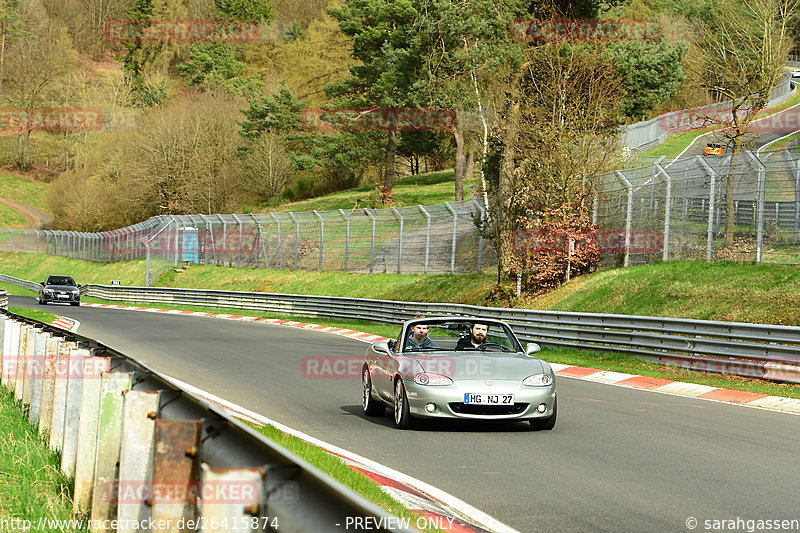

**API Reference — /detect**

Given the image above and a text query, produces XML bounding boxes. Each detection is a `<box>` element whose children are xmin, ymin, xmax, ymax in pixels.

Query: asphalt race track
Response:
<box><xmin>14</xmin><ymin>296</ymin><xmax>800</xmax><ymax>533</ymax></box>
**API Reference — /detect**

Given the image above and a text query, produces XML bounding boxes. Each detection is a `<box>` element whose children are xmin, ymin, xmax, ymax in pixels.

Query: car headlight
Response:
<box><xmin>414</xmin><ymin>373</ymin><xmax>453</xmax><ymax>386</ymax></box>
<box><xmin>43</xmin><ymin>289</ymin><xmax>54</xmax><ymax>294</ymax></box>
<box><xmin>523</xmin><ymin>373</ymin><xmax>553</xmax><ymax>386</ymax></box>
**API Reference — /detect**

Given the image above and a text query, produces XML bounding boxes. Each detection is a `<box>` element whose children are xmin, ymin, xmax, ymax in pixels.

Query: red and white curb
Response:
<box><xmin>80</xmin><ymin>303</ymin><xmax>800</xmax><ymax>415</ymax></box>
<box><xmin>549</xmin><ymin>364</ymin><xmax>800</xmax><ymax>414</ymax></box>
<box><xmin>51</xmin><ymin>315</ymin><xmax>80</xmax><ymax>332</ymax></box>
<box><xmin>165</xmin><ymin>375</ymin><xmax>513</xmax><ymax>533</ymax></box>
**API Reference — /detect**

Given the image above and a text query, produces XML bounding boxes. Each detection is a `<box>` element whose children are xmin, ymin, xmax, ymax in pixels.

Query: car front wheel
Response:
<box><xmin>393</xmin><ymin>378</ymin><xmax>414</xmax><ymax>429</ymax></box>
<box><xmin>530</xmin><ymin>396</ymin><xmax>557</xmax><ymax>431</ymax></box>
<box><xmin>362</xmin><ymin>367</ymin><xmax>385</xmax><ymax>416</ymax></box>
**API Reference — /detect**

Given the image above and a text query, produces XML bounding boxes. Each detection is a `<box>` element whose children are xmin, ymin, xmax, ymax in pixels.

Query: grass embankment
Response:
<box><xmin>1</xmin><ymin>251</ymin><xmax>800</xmax><ymax>399</ymax></box>
<box><xmin>640</xmin><ymin>88</ymin><xmax>800</xmax><ymax>158</ymax></box>
<box><xmin>264</xmin><ymin>169</ymin><xmax>472</xmax><ymax>213</ymax></box>
<box><xmin>0</xmin><ymin>170</ymin><xmax>52</xmax><ymax>228</ymax></box>
<box><xmin>0</xmin><ymin>386</ymin><xmax>88</xmax><ymax>532</ymax></box>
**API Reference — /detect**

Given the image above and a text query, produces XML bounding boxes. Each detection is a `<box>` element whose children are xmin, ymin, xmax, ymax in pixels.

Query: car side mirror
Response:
<box><xmin>371</xmin><ymin>340</ymin><xmax>392</xmax><ymax>356</ymax></box>
<box><xmin>525</xmin><ymin>343</ymin><xmax>541</xmax><ymax>356</ymax></box>
<box><xmin>40</xmin><ymin>282</ymin><xmax>45</xmax><ymax>286</ymax></box>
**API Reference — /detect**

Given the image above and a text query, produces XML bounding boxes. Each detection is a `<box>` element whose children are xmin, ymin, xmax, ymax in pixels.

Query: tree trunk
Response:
<box><xmin>465</xmin><ymin>149</ymin><xmax>474</xmax><ymax>198</ymax></box>
<box><xmin>725</xmin><ymin>137</ymin><xmax>743</xmax><ymax>245</ymax></box>
<box><xmin>498</xmin><ymin>101</ymin><xmax>520</xmax><ymax>279</ymax></box>
<box><xmin>383</xmin><ymin>128</ymin><xmax>396</xmax><ymax>206</ymax></box>
<box><xmin>453</xmin><ymin>112</ymin><xmax>465</xmax><ymax>201</ymax></box>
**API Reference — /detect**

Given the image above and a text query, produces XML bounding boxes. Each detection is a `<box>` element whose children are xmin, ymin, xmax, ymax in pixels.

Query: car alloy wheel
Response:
<box><xmin>362</xmin><ymin>367</ymin><xmax>384</xmax><ymax>416</ymax></box>
<box><xmin>393</xmin><ymin>378</ymin><xmax>413</xmax><ymax>429</ymax></box>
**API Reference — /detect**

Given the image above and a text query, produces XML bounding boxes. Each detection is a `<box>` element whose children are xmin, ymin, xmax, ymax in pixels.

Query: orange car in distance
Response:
<box><xmin>704</xmin><ymin>143</ymin><xmax>724</xmax><ymax>156</ymax></box>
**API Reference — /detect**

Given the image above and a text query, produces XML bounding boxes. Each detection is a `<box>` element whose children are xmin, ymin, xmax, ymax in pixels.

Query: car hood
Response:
<box><xmin>414</xmin><ymin>352</ymin><xmax>547</xmax><ymax>380</ymax></box>
<box><xmin>44</xmin><ymin>284</ymin><xmax>78</xmax><ymax>291</ymax></box>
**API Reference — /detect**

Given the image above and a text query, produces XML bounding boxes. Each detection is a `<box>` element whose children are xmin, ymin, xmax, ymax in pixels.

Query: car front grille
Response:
<box><xmin>448</xmin><ymin>403</ymin><xmax>529</xmax><ymax>416</ymax></box>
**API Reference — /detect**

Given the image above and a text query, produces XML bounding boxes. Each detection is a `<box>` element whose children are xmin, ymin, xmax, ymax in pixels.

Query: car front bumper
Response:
<box><xmin>404</xmin><ymin>378</ymin><xmax>556</xmax><ymax>421</ymax></box>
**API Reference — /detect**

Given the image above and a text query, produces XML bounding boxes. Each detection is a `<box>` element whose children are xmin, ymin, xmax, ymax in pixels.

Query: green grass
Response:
<box><xmin>252</xmin><ymin>424</ymin><xmax>444</xmax><ymax>532</ymax></box>
<box><xmin>265</xmin><ymin>170</ymin><xmax>473</xmax><ymax>213</ymax></box>
<box><xmin>7</xmin><ymin>305</ymin><xmax>58</xmax><ymax>323</ymax></box>
<box><xmin>0</xmin><ymin>172</ymin><xmax>51</xmax><ymax>213</ymax></box>
<box><xmin>0</xmin><ymin>206</ymin><xmax>26</xmax><ymax>227</ymax></box>
<box><xmin>0</xmin><ymin>385</ymin><xmax>88</xmax><ymax>531</ymax></box>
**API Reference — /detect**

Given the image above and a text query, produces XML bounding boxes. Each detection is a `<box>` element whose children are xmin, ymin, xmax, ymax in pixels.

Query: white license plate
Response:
<box><xmin>57</xmin><ymin>294</ymin><xmax>68</xmax><ymax>299</ymax></box>
<box><xmin>463</xmin><ymin>393</ymin><xmax>514</xmax><ymax>405</ymax></box>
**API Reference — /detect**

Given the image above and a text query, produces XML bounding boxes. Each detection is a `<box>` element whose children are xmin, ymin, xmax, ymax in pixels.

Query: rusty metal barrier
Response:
<box><xmin>0</xmin><ymin>310</ymin><xmax>410</xmax><ymax>532</ymax></box>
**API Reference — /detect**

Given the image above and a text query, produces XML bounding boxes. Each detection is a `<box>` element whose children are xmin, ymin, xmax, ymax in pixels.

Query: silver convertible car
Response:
<box><xmin>362</xmin><ymin>316</ymin><xmax>557</xmax><ymax>430</ymax></box>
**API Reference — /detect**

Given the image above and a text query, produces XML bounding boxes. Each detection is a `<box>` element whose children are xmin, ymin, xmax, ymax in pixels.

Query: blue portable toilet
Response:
<box><xmin>179</xmin><ymin>227</ymin><xmax>199</xmax><ymax>263</ymax></box>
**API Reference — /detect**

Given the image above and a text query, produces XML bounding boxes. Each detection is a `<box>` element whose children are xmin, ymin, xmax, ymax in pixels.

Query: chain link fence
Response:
<box><xmin>593</xmin><ymin>148</ymin><xmax>800</xmax><ymax>266</ymax></box>
<box><xmin>0</xmin><ymin>199</ymin><xmax>495</xmax><ymax>281</ymax></box>
<box><xmin>2</xmin><ymin>149</ymin><xmax>799</xmax><ymax>277</ymax></box>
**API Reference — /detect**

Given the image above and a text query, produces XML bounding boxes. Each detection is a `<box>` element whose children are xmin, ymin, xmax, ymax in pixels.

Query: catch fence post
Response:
<box><xmin>289</xmin><ymin>212</ymin><xmax>300</xmax><ymax>271</ymax></box>
<box><xmin>364</xmin><ymin>208</ymin><xmax>376</xmax><ymax>273</ymax></box>
<box><xmin>615</xmin><ymin>171</ymin><xmax>634</xmax><ymax>267</ymax></box>
<box><xmin>391</xmin><ymin>208</ymin><xmax>404</xmax><ymax>274</ymax></box>
<box><xmin>697</xmin><ymin>157</ymin><xmax>717</xmax><ymax>263</ymax></box>
<box><xmin>655</xmin><ymin>163</ymin><xmax>673</xmax><ymax>262</ymax></box>
<box><xmin>419</xmin><ymin>205</ymin><xmax>431</xmax><ymax>274</ymax></box>
<box><xmin>270</xmin><ymin>213</ymin><xmax>282</xmax><ymax>268</ymax></box>
<box><xmin>314</xmin><ymin>210</ymin><xmax>324</xmax><ymax>271</ymax></box>
<box><xmin>444</xmin><ymin>202</ymin><xmax>458</xmax><ymax>274</ymax></box>
<box><xmin>747</xmin><ymin>150</ymin><xmax>767</xmax><ymax>263</ymax></box>
<box><xmin>339</xmin><ymin>209</ymin><xmax>350</xmax><ymax>272</ymax></box>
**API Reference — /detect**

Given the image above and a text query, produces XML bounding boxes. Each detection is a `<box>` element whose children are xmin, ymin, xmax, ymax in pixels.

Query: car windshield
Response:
<box><xmin>401</xmin><ymin>319</ymin><xmax>523</xmax><ymax>353</ymax></box>
<box><xmin>47</xmin><ymin>276</ymin><xmax>76</xmax><ymax>286</ymax></box>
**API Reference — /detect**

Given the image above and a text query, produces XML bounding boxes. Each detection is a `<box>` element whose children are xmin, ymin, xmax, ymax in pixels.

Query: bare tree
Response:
<box><xmin>243</xmin><ymin>132</ymin><xmax>294</xmax><ymax>201</ymax></box>
<box><xmin>692</xmin><ymin>0</ymin><xmax>799</xmax><ymax>245</ymax></box>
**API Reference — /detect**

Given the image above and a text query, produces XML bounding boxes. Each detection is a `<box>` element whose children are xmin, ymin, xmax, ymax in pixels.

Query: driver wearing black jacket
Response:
<box><xmin>455</xmin><ymin>323</ymin><xmax>489</xmax><ymax>350</ymax></box>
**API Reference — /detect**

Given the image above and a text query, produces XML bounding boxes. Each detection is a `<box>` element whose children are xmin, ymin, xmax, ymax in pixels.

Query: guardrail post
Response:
<box><xmin>16</xmin><ymin>324</ymin><xmax>31</xmax><ymax>401</ymax></box>
<box><xmin>364</xmin><ymin>208</ymin><xmax>376</xmax><ymax>273</ymax></box>
<box><xmin>443</xmin><ymin>202</ymin><xmax>458</xmax><ymax>273</ymax></box>
<box><xmin>61</xmin><ymin>348</ymin><xmax>90</xmax><ymax>476</ymax></box>
<box><xmin>199</xmin><ymin>465</ymin><xmax>265</xmax><ymax>530</ymax></box>
<box><xmin>747</xmin><ymin>150</ymin><xmax>767</xmax><ymax>263</ymax></box>
<box><xmin>28</xmin><ymin>330</ymin><xmax>49</xmax><ymax>424</ymax></box>
<box><xmin>2</xmin><ymin>319</ymin><xmax>20</xmax><ymax>389</ymax></box>
<box><xmin>219</xmin><ymin>215</ymin><xmax>228</xmax><ymax>267</ymax></box>
<box><xmin>38</xmin><ymin>336</ymin><xmax>62</xmax><ymax>437</ymax></box>
<box><xmin>270</xmin><ymin>213</ymin><xmax>281</xmax><ymax>269</ymax></box>
<box><xmin>8</xmin><ymin>228</ymin><xmax>13</xmax><ymax>251</ymax></box>
<box><xmin>314</xmin><ymin>210</ymin><xmax>324</xmax><ymax>271</ymax></box>
<box><xmin>391</xmin><ymin>208</ymin><xmax>404</xmax><ymax>274</ymax></box>
<box><xmin>117</xmin><ymin>389</ymin><xmax>160</xmax><ymax>528</ymax></box>
<box><xmin>339</xmin><ymin>209</ymin><xmax>350</xmax><ymax>272</ymax></box>
<box><xmin>151</xmin><ymin>419</ymin><xmax>202</xmax><ymax>528</ymax></box>
<box><xmin>615</xmin><ymin>171</ymin><xmax>634</xmax><ymax>267</ymax></box>
<box><xmin>419</xmin><ymin>205</ymin><xmax>432</xmax><ymax>274</ymax></box>
<box><xmin>91</xmin><ymin>371</ymin><xmax>133</xmax><ymax>528</ymax></box>
<box><xmin>73</xmin><ymin>356</ymin><xmax>111</xmax><ymax>513</ymax></box>
<box><xmin>49</xmin><ymin>341</ymin><xmax>75</xmax><ymax>451</ymax></box>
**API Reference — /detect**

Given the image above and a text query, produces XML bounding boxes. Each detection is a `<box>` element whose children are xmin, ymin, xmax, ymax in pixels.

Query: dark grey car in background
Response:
<box><xmin>38</xmin><ymin>275</ymin><xmax>81</xmax><ymax>306</ymax></box>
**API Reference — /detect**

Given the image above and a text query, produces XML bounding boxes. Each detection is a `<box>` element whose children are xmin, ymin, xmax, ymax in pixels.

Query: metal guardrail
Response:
<box><xmin>0</xmin><ymin>308</ymin><xmax>408</xmax><ymax>532</ymax></box>
<box><xmin>0</xmin><ymin>290</ymin><xmax>7</xmax><ymax>309</ymax></box>
<box><xmin>2</xmin><ymin>273</ymin><xmax>794</xmax><ymax>384</ymax></box>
